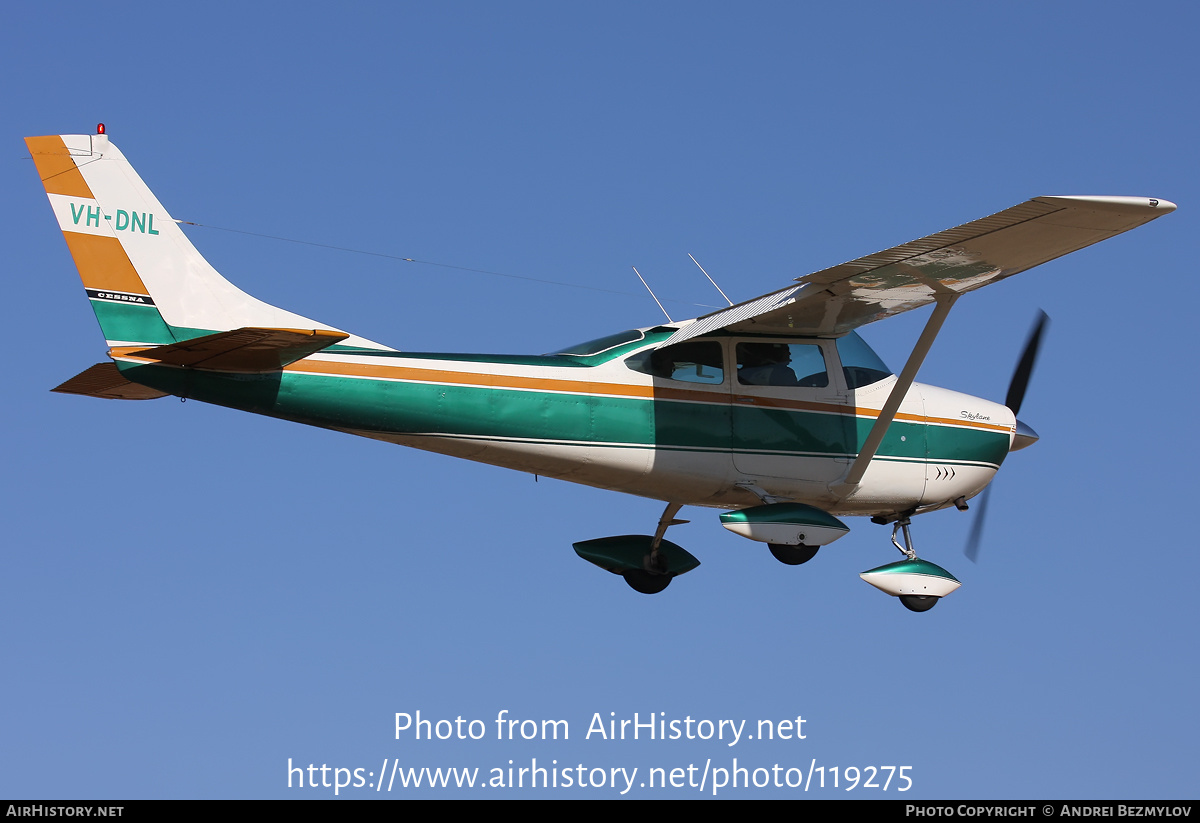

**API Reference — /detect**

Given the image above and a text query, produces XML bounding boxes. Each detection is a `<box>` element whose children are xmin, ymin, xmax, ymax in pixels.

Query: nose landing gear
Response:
<box><xmin>860</xmin><ymin>516</ymin><xmax>961</xmax><ymax>612</ymax></box>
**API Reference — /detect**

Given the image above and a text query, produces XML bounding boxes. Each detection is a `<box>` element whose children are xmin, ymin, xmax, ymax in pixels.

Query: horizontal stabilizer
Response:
<box><xmin>118</xmin><ymin>327</ymin><xmax>349</xmax><ymax>373</ymax></box>
<box><xmin>52</xmin><ymin>363</ymin><xmax>169</xmax><ymax>400</ymax></box>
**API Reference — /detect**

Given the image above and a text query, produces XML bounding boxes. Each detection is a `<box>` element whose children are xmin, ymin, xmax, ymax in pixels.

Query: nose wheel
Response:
<box><xmin>899</xmin><ymin>595</ymin><xmax>938</xmax><ymax>612</ymax></box>
<box><xmin>859</xmin><ymin>516</ymin><xmax>962</xmax><ymax>612</ymax></box>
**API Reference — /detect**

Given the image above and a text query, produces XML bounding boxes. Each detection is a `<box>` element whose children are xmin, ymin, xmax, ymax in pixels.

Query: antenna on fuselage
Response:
<box><xmin>688</xmin><ymin>253</ymin><xmax>734</xmax><ymax>307</ymax></box>
<box><xmin>631</xmin><ymin>266</ymin><xmax>674</xmax><ymax>323</ymax></box>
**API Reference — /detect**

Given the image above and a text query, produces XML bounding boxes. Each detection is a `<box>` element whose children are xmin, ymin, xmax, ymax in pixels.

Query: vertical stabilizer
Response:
<box><xmin>26</xmin><ymin>131</ymin><xmax>388</xmax><ymax>350</ymax></box>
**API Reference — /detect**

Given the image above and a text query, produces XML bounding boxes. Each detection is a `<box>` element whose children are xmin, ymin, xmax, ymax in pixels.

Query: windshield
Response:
<box><xmin>836</xmin><ymin>331</ymin><xmax>893</xmax><ymax>388</ymax></box>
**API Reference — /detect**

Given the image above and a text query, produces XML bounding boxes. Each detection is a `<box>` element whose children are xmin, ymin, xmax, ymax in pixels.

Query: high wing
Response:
<box><xmin>660</xmin><ymin>195</ymin><xmax>1175</xmax><ymax>347</ymax></box>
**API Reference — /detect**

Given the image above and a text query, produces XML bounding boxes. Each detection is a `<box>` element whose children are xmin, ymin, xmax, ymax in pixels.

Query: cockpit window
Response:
<box><xmin>837</xmin><ymin>331</ymin><xmax>893</xmax><ymax>388</ymax></box>
<box><xmin>555</xmin><ymin>329</ymin><xmax>645</xmax><ymax>356</ymax></box>
<box><xmin>626</xmin><ymin>341</ymin><xmax>724</xmax><ymax>384</ymax></box>
<box><xmin>736</xmin><ymin>342</ymin><xmax>828</xmax><ymax>387</ymax></box>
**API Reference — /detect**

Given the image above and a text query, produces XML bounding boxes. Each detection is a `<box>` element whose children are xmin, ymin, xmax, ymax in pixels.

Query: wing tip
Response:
<box><xmin>1037</xmin><ymin>195</ymin><xmax>1177</xmax><ymax>213</ymax></box>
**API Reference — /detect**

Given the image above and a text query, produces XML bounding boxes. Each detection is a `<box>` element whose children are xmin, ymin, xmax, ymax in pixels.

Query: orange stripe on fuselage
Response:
<box><xmin>285</xmin><ymin>357</ymin><xmax>662</xmax><ymax>400</ymax></box>
<box><xmin>109</xmin><ymin>348</ymin><xmax>1013</xmax><ymax>434</ymax></box>
<box><xmin>26</xmin><ymin>136</ymin><xmax>94</xmax><ymax>198</ymax></box>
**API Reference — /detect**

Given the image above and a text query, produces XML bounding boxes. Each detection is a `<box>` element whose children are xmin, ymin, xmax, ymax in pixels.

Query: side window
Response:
<box><xmin>626</xmin><ymin>341</ymin><xmax>724</xmax><ymax>385</ymax></box>
<box><xmin>736</xmin><ymin>342</ymin><xmax>828</xmax><ymax>388</ymax></box>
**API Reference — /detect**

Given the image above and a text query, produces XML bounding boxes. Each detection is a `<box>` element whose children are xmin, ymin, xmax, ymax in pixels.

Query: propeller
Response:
<box><xmin>965</xmin><ymin>310</ymin><xmax>1049</xmax><ymax>562</ymax></box>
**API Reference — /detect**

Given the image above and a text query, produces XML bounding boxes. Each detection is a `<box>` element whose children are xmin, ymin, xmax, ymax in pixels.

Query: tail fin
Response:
<box><xmin>26</xmin><ymin>131</ymin><xmax>387</xmax><ymax>350</ymax></box>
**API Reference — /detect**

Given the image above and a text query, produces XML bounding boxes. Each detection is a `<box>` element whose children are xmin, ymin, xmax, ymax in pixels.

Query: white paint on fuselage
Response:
<box><xmin>324</xmin><ymin>337</ymin><xmax>1014</xmax><ymax>518</ymax></box>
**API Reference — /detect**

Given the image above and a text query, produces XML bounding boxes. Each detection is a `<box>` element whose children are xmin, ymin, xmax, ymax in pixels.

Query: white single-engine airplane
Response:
<box><xmin>28</xmin><ymin>128</ymin><xmax>1176</xmax><ymax>610</ymax></box>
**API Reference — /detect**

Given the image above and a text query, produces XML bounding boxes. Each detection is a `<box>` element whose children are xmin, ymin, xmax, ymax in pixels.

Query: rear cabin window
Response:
<box><xmin>555</xmin><ymin>329</ymin><xmax>645</xmax><ymax>356</ymax></box>
<box><xmin>626</xmin><ymin>341</ymin><xmax>724</xmax><ymax>385</ymax></box>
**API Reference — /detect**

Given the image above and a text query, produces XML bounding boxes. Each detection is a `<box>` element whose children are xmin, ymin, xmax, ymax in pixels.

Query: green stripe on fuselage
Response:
<box><xmin>116</xmin><ymin>361</ymin><xmax>1009</xmax><ymax>467</ymax></box>
<box><xmin>924</xmin><ymin>420</ymin><xmax>1009</xmax><ymax>467</ymax></box>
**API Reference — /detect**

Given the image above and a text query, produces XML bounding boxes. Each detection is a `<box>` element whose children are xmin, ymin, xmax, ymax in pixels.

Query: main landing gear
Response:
<box><xmin>572</xmin><ymin>502</ymin><xmax>702</xmax><ymax>595</ymax></box>
<box><xmin>718</xmin><ymin>498</ymin><xmax>850</xmax><ymax>567</ymax></box>
<box><xmin>859</xmin><ymin>516</ymin><xmax>962</xmax><ymax>612</ymax></box>
<box><xmin>621</xmin><ymin>568</ymin><xmax>672</xmax><ymax>594</ymax></box>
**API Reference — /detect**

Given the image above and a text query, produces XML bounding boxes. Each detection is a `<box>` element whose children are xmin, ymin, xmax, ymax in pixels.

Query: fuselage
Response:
<box><xmin>115</xmin><ymin>325</ymin><xmax>1014</xmax><ymax>518</ymax></box>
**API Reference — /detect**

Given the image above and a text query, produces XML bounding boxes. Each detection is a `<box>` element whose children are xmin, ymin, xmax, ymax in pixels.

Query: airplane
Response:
<box><xmin>26</xmin><ymin>127</ymin><xmax>1176</xmax><ymax>611</ymax></box>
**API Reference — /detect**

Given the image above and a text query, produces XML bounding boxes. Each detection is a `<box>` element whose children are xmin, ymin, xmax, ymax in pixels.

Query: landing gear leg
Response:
<box><xmin>891</xmin><ymin>519</ymin><xmax>942</xmax><ymax>611</ymax></box>
<box><xmin>891</xmin><ymin>517</ymin><xmax>918</xmax><ymax>561</ymax></box>
<box><xmin>621</xmin><ymin>502</ymin><xmax>689</xmax><ymax>595</ymax></box>
<box><xmin>650</xmin><ymin>502</ymin><xmax>687</xmax><ymax>570</ymax></box>
<box><xmin>890</xmin><ymin>517</ymin><xmax>939</xmax><ymax>611</ymax></box>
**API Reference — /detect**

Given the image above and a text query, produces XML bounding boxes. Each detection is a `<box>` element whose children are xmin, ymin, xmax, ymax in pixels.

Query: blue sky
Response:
<box><xmin>3</xmin><ymin>2</ymin><xmax>1197</xmax><ymax>798</ymax></box>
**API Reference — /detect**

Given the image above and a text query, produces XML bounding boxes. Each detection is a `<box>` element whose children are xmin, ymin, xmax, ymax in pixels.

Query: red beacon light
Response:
<box><xmin>97</xmin><ymin>123</ymin><xmax>105</xmax><ymax>135</ymax></box>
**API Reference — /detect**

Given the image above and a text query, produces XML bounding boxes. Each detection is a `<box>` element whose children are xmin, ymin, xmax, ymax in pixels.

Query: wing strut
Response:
<box><xmin>833</xmin><ymin>292</ymin><xmax>959</xmax><ymax>495</ymax></box>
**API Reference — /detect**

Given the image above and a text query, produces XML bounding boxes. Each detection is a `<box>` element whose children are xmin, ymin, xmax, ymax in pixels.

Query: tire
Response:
<box><xmin>768</xmin><ymin>543</ymin><xmax>819</xmax><ymax>565</ymax></box>
<box><xmin>622</xmin><ymin>569</ymin><xmax>672</xmax><ymax>594</ymax></box>
<box><xmin>899</xmin><ymin>595</ymin><xmax>938</xmax><ymax>612</ymax></box>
